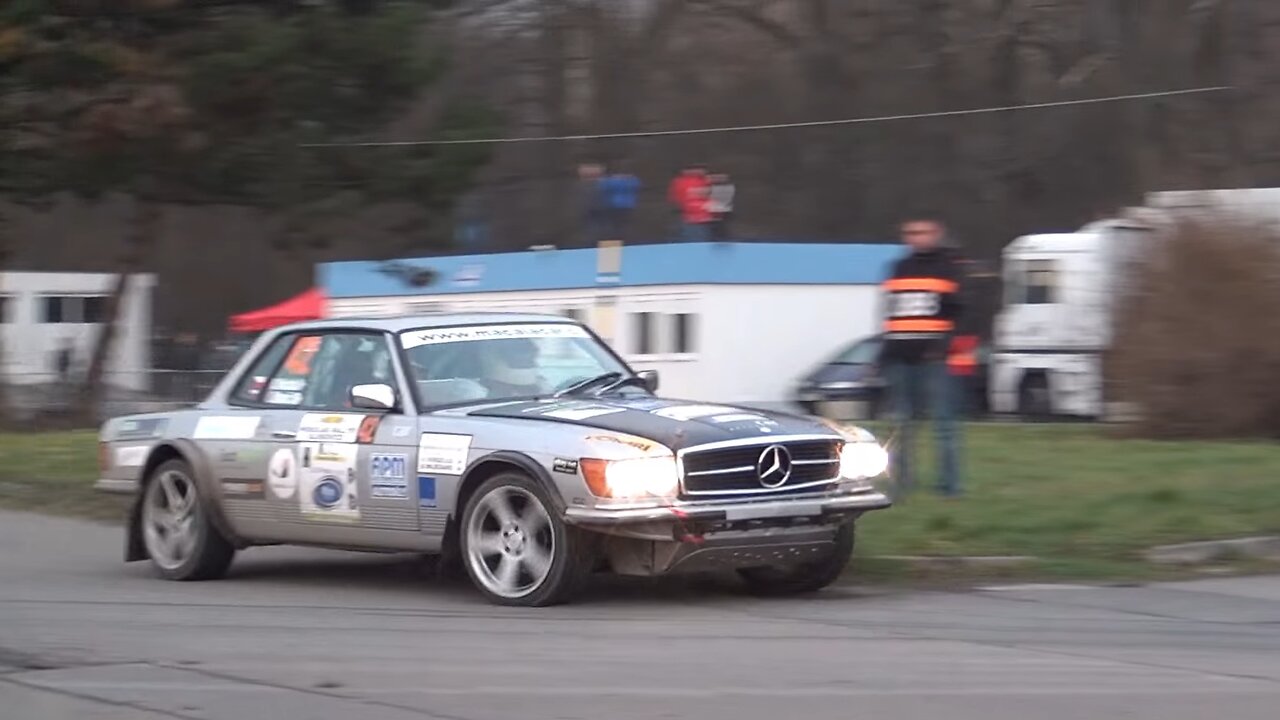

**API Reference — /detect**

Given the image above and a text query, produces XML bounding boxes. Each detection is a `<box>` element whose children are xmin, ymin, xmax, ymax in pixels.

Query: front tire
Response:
<box><xmin>737</xmin><ymin>522</ymin><xmax>855</xmax><ymax>596</ymax></box>
<box><xmin>460</xmin><ymin>472</ymin><xmax>594</xmax><ymax>607</ymax></box>
<box><xmin>140</xmin><ymin>459</ymin><xmax>235</xmax><ymax>581</ymax></box>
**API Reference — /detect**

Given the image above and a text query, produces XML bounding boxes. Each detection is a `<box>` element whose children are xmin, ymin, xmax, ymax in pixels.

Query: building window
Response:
<box><xmin>672</xmin><ymin>313</ymin><xmax>696</xmax><ymax>354</ymax></box>
<box><xmin>84</xmin><ymin>296</ymin><xmax>107</xmax><ymax>324</ymax></box>
<box><xmin>632</xmin><ymin>312</ymin><xmax>655</xmax><ymax>355</ymax></box>
<box><xmin>40</xmin><ymin>295</ymin><xmax>110</xmax><ymax>324</ymax></box>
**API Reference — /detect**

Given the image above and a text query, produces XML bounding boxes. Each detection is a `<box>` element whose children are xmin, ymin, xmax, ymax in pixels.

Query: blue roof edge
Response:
<box><xmin>320</xmin><ymin>241</ymin><xmax>904</xmax><ymax>299</ymax></box>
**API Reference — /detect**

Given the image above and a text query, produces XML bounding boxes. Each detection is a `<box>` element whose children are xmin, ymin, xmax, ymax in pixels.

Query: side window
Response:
<box><xmin>232</xmin><ymin>335</ymin><xmax>299</xmax><ymax>403</ymax></box>
<box><xmin>1025</xmin><ymin>260</ymin><xmax>1058</xmax><ymax>305</ymax></box>
<box><xmin>235</xmin><ymin>333</ymin><xmax>395</xmax><ymax>410</ymax></box>
<box><xmin>267</xmin><ymin>335</ymin><xmax>326</xmax><ymax>406</ymax></box>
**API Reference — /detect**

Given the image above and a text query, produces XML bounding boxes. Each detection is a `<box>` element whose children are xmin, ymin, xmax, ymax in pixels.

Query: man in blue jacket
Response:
<box><xmin>599</xmin><ymin>164</ymin><xmax>641</xmax><ymax>242</ymax></box>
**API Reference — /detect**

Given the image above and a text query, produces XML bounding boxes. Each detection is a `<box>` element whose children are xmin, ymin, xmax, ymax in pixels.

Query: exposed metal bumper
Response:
<box><xmin>563</xmin><ymin>489</ymin><xmax>892</xmax><ymax>528</ymax></box>
<box><xmin>95</xmin><ymin>478</ymin><xmax>140</xmax><ymax>495</ymax></box>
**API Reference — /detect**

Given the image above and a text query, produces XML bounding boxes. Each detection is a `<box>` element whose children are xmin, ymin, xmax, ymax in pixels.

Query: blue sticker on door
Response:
<box><xmin>417</xmin><ymin>476</ymin><xmax>437</xmax><ymax>508</ymax></box>
<box><xmin>370</xmin><ymin>454</ymin><xmax>408</xmax><ymax>499</ymax></box>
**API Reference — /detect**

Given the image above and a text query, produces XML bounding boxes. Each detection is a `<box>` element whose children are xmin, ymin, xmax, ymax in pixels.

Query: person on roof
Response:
<box><xmin>668</xmin><ymin>164</ymin><xmax>711</xmax><ymax>242</ymax></box>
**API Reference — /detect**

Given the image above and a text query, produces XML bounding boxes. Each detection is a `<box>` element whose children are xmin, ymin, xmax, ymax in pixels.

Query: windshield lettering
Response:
<box><xmin>401</xmin><ymin>323</ymin><xmax>589</xmax><ymax>349</ymax></box>
<box><xmin>400</xmin><ymin>323</ymin><xmax>641</xmax><ymax>408</ymax></box>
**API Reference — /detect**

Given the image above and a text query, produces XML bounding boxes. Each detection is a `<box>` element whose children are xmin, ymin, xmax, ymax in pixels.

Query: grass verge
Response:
<box><xmin>0</xmin><ymin>430</ymin><xmax>129</xmax><ymax>522</ymax></box>
<box><xmin>852</xmin><ymin>422</ymin><xmax>1280</xmax><ymax>582</ymax></box>
<box><xmin>0</xmin><ymin>425</ymin><xmax>1277</xmax><ymax>583</ymax></box>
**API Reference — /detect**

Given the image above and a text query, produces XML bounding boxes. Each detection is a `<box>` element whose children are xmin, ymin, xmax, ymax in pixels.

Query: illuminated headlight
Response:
<box><xmin>580</xmin><ymin>456</ymin><xmax>679</xmax><ymax>501</ymax></box>
<box><xmin>840</xmin><ymin>441</ymin><xmax>889</xmax><ymax>480</ymax></box>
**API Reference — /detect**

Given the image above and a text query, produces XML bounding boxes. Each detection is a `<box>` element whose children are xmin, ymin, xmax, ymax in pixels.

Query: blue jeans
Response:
<box><xmin>885</xmin><ymin>361</ymin><xmax>961</xmax><ymax>497</ymax></box>
<box><xmin>682</xmin><ymin>222</ymin><xmax>711</xmax><ymax>242</ymax></box>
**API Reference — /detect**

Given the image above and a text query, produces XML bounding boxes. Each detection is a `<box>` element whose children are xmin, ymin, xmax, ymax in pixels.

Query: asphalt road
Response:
<box><xmin>3</xmin><ymin>510</ymin><xmax>1280</xmax><ymax>720</ymax></box>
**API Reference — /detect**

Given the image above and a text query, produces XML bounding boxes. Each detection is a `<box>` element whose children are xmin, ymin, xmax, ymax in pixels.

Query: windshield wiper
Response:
<box><xmin>553</xmin><ymin>372</ymin><xmax>623</xmax><ymax>397</ymax></box>
<box><xmin>595</xmin><ymin>375</ymin><xmax>651</xmax><ymax>396</ymax></box>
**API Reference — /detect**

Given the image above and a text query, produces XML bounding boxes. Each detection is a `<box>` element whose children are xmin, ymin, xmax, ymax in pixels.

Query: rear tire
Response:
<box><xmin>140</xmin><ymin>459</ymin><xmax>235</xmax><ymax>581</ymax></box>
<box><xmin>460</xmin><ymin>472</ymin><xmax>594</xmax><ymax>607</ymax></box>
<box><xmin>737</xmin><ymin>522</ymin><xmax>855</xmax><ymax>596</ymax></box>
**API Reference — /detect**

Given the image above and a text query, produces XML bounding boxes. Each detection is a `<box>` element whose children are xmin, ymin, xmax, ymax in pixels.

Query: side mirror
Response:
<box><xmin>350</xmin><ymin>383</ymin><xmax>397</xmax><ymax>411</ymax></box>
<box><xmin>636</xmin><ymin>369</ymin><xmax>660</xmax><ymax>393</ymax></box>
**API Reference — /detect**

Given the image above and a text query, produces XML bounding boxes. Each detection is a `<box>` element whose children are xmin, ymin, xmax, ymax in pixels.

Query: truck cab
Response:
<box><xmin>989</xmin><ymin>219</ymin><xmax>1152</xmax><ymax>419</ymax></box>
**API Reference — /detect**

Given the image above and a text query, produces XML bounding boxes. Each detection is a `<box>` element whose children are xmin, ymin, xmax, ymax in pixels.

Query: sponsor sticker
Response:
<box><xmin>218</xmin><ymin>449</ymin><xmax>239</xmax><ymax>463</ymax></box>
<box><xmin>552</xmin><ymin>458</ymin><xmax>579</xmax><ymax>475</ymax></box>
<box><xmin>652</xmin><ymin>405</ymin><xmax>737</xmax><ymax>422</ymax></box>
<box><xmin>193</xmin><ymin>415</ymin><xmax>261</xmax><ymax>440</ymax></box>
<box><xmin>357</xmin><ymin>416</ymin><xmax>382</xmax><ymax>444</ymax></box>
<box><xmin>418</xmin><ymin>476</ymin><xmax>437</xmax><ymax>508</ymax></box>
<box><xmin>584</xmin><ymin>433</ymin><xmax>667</xmax><ymax>459</ymax></box>
<box><xmin>221</xmin><ymin>479</ymin><xmax>265</xmax><ymax>499</ymax></box>
<box><xmin>264</xmin><ymin>390</ymin><xmax>303</xmax><ymax>406</ymax></box>
<box><xmin>370</xmin><ymin>453</ymin><xmax>409</xmax><ymax>499</ymax></box>
<box><xmin>391</xmin><ymin>424</ymin><xmax>412</xmax><ymax>438</ymax></box>
<box><xmin>268</xmin><ymin>448</ymin><xmax>299</xmax><ymax>500</ymax></box>
<box><xmin>417</xmin><ymin>433</ymin><xmax>472</xmax><ymax>475</ymax></box>
<box><xmin>297</xmin><ymin>413</ymin><xmax>366</xmax><ymax>443</ymax></box>
<box><xmin>268</xmin><ymin>378</ymin><xmax>307</xmax><ymax>392</ymax></box>
<box><xmin>543</xmin><ymin>406</ymin><xmax>625</xmax><ymax>421</ymax></box>
<box><xmin>116</xmin><ymin>418</ymin><xmax>166</xmax><ymax>441</ymax></box>
<box><xmin>114</xmin><ymin>445</ymin><xmax>148</xmax><ymax>468</ymax></box>
<box><xmin>400</xmin><ymin>323</ymin><xmax>589</xmax><ymax>349</ymax></box>
<box><xmin>299</xmin><ymin>442</ymin><xmax>359</xmax><ymax>522</ymax></box>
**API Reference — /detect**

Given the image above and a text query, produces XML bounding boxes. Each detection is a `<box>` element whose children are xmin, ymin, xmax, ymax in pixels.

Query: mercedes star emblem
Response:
<box><xmin>756</xmin><ymin>445</ymin><xmax>793</xmax><ymax>488</ymax></box>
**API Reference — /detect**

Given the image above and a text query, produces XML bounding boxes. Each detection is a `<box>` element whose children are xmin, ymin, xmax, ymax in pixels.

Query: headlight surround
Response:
<box><xmin>580</xmin><ymin>456</ymin><xmax>679</xmax><ymax>501</ymax></box>
<box><xmin>839</xmin><ymin>439</ymin><xmax>890</xmax><ymax>481</ymax></box>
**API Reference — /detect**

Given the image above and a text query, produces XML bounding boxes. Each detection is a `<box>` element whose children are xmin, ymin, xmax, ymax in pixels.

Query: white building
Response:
<box><xmin>0</xmin><ymin>272</ymin><xmax>155</xmax><ymax>391</ymax></box>
<box><xmin>319</xmin><ymin>242</ymin><xmax>902</xmax><ymax>408</ymax></box>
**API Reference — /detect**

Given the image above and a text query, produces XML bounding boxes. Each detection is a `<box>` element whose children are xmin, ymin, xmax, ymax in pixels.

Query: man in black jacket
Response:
<box><xmin>879</xmin><ymin>215</ymin><xmax>964</xmax><ymax>498</ymax></box>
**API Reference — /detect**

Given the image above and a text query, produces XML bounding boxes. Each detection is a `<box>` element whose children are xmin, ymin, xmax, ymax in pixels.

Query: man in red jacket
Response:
<box><xmin>668</xmin><ymin>165</ymin><xmax>711</xmax><ymax>242</ymax></box>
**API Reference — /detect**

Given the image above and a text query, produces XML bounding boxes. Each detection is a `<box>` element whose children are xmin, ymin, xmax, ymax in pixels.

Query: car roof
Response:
<box><xmin>277</xmin><ymin>312</ymin><xmax>578</xmax><ymax>334</ymax></box>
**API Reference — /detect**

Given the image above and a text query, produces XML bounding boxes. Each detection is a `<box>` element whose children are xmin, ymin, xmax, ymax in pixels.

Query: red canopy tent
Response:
<box><xmin>228</xmin><ymin>287</ymin><xmax>326</xmax><ymax>332</ymax></box>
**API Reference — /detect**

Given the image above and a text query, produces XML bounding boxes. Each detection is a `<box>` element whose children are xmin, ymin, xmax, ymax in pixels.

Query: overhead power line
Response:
<box><xmin>300</xmin><ymin>85</ymin><xmax>1233</xmax><ymax>148</ymax></box>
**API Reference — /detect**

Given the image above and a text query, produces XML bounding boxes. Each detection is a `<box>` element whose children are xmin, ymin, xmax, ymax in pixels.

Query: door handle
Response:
<box><xmin>272</xmin><ymin>430</ymin><xmax>298</xmax><ymax>440</ymax></box>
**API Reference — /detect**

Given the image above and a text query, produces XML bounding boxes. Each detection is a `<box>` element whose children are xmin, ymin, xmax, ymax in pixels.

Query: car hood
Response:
<box><xmin>466</xmin><ymin>396</ymin><xmax>837</xmax><ymax>451</ymax></box>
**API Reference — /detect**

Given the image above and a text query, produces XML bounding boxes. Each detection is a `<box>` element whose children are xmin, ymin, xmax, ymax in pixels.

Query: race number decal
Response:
<box><xmin>889</xmin><ymin>291</ymin><xmax>941</xmax><ymax>318</ymax></box>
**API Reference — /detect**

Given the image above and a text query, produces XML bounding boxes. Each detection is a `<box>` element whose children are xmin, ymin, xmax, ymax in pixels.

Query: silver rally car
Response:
<box><xmin>97</xmin><ymin>314</ymin><xmax>892</xmax><ymax>606</ymax></box>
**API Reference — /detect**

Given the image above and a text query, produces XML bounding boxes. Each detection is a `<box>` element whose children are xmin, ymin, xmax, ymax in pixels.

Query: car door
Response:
<box><xmin>213</xmin><ymin>332</ymin><xmax>315</xmax><ymax>542</ymax></box>
<box><xmin>264</xmin><ymin>331</ymin><xmax>426</xmax><ymax>551</ymax></box>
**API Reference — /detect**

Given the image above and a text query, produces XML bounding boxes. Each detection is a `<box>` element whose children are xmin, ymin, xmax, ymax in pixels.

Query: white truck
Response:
<box><xmin>989</xmin><ymin>188</ymin><xmax>1280</xmax><ymax>419</ymax></box>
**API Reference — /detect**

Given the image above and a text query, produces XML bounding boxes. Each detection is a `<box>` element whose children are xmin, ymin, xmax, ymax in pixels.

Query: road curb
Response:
<box><xmin>1144</xmin><ymin>536</ymin><xmax>1280</xmax><ymax>565</ymax></box>
<box><xmin>873</xmin><ymin>555</ymin><xmax>1036</xmax><ymax>570</ymax></box>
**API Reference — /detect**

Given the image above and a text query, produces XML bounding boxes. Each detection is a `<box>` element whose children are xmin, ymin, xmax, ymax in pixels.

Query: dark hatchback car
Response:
<box><xmin>793</xmin><ymin>334</ymin><xmax>990</xmax><ymax>420</ymax></box>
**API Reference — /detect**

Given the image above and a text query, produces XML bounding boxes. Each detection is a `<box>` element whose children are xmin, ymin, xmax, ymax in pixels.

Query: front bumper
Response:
<box><xmin>564</xmin><ymin>488</ymin><xmax>891</xmax><ymax>531</ymax></box>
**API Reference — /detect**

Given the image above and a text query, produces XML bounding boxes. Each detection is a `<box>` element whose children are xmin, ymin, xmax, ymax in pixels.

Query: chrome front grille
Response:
<box><xmin>679</xmin><ymin>437</ymin><xmax>841</xmax><ymax>497</ymax></box>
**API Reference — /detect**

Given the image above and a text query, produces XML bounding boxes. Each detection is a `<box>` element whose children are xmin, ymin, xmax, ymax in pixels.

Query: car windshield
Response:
<box><xmin>831</xmin><ymin>337</ymin><xmax>881</xmax><ymax>364</ymax></box>
<box><xmin>399</xmin><ymin>322</ymin><xmax>635</xmax><ymax>408</ymax></box>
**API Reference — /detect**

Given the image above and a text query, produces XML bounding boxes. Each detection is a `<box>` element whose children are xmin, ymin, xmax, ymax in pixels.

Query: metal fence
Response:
<box><xmin>2</xmin><ymin>369</ymin><xmax>227</xmax><ymax>425</ymax></box>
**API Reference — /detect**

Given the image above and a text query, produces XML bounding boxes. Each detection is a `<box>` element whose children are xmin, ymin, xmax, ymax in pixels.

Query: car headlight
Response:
<box><xmin>580</xmin><ymin>456</ymin><xmax>679</xmax><ymax>501</ymax></box>
<box><xmin>839</xmin><ymin>440</ymin><xmax>889</xmax><ymax>480</ymax></box>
